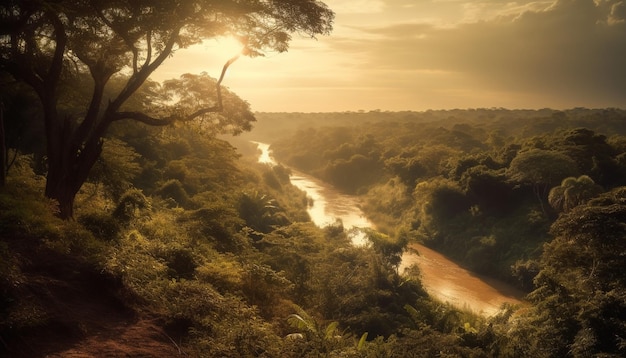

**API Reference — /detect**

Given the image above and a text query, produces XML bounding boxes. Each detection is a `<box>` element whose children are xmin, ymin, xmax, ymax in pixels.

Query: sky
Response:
<box><xmin>153</xmin><ymin>0</ymin><xmax>626</xmax><ymax>112</ymax></box>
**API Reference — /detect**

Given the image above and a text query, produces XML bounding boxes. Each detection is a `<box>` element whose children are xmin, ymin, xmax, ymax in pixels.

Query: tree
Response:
<box><xmin>365</xmin><ymin>229</ymin><xmax>408</xmax><ymax>273</ymax></box>
<box><xmin>548</xmin><ymin>175</ymin><xmax>603</xmax><ymax>213</ymax></box>
<box><xmin>0</xmin><ymin>0</ymin><xmax>334</xmax><ymax>218</ymax></box>
<box><xmin>237</xmin><ymin>190</ymin><xmax>288</xmax><ymax>234</ymax></box>
<box><xmin>516</xmin><ymin>188</ymin><xmax>626</xmax><ymax>356</ymax></box>
<box><xmin>507</xmin><ymin>149</ymin><xmax>579</xmax><ymax>215</ymax></box>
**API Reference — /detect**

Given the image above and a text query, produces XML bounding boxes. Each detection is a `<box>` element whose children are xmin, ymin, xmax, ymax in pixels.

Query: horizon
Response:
<box><xmin>153</xmin><ymin>0</ymin><xmax>626</xmax><ymax>113</ymax></box>
<box><xmin>249</xmin><ymin>106</ymin><xmax>626</xmax><ymax>114</ymax></box>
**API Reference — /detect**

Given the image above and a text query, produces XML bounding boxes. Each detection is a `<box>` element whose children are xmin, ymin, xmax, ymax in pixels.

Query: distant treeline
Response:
<box><xmin>246</xmin><ymin>108</ymin><xmax>626</xmax><ymax>143</ymax></box>
<box><xmin>256</xmin><ymin>108</ymin><xmax>626</xmax><ymax>286</ymax></box>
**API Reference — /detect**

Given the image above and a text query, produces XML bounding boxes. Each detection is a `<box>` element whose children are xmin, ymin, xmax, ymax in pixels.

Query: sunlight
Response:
<box><xmin>204</xmin><ymin>36</ymin><xmax>247</xmax><ymax>62</ymax></box>
<box><xmin>153</xmin><ymin>36</ymin><xmax>246</xmax><ymax>83</ymax></box>
<box><xmin>196</xmin><ymin>36</ymin><xmax>247</xmax><ymax>77</ymax></box>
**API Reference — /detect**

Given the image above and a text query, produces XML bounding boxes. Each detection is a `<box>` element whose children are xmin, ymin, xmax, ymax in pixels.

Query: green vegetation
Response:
<box><xmin>0</xmin><ymin>0</ymin><xmax>333</xmax><ymax>218</ymax></box>
<box><xmin>1</xmin><ymin>119</ymin><xmax>500</xmax><ymax>356</ymax></box>
<box><xmin>2</xmin><ymin>107</ymin><xmax>626</xmax><ymax>356</ymax></box>
<box><xmin>3</xmin><ymin>2</ymin><xmax>624</xmax><ymax>357</ymax></box>
<box><xmin>263</xmin><ymin>109</ymin><xmax>626</xmax><ymax>286</ymax></box>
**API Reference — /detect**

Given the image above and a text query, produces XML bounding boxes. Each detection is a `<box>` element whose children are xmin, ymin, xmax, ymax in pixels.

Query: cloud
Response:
<box><xmin>326</xmin><ymin>0</ymin><xmax>385</xmax><ymax>14</ymax></box>
<box><xmin>608</xmin><ymin>0</ymin><xmax>626</xmax><ymax>24</ymax></box>
<box><xmin>331</xmin><ymin>0</ymin><xmax>626</xmax><ymax>108</ymax></box>
<box><xmin>153</xmin><ymin>0</ymin><xmax>626</xmax><ymax>111</ymax></box>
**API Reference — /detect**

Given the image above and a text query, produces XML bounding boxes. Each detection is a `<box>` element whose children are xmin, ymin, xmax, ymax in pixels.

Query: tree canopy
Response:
<box><xmin>515</xmin><ymin>188</ymin><xmax>626</xmax><ymax>356</ymax></box>
<box><xmin>0</xmin><ymin>0</ymin><xmax>334</xmax><ymax>218</ymax></box>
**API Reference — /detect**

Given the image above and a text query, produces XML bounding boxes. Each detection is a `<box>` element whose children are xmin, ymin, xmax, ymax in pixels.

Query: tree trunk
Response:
<box><xmin>44</xmin><ymin>119</ymin><xmax>104</xmax><ymax>220</ymax></box>
<box><xmin>42</xmin><ymin>102</ymin><xmax>105</xmax><ymax>219</ymax></box>
<box><xmin>49</xmin><ymin>177</ymin><xmax>76</xmax><ymax>219</ymax></box>
<box><xmin>43</xmin><ymin>100</ymin><xmax>71</xmax><ymax>218</ymax></box>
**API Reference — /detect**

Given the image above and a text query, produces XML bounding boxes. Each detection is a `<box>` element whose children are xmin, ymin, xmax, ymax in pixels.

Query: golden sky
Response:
<box><xmin>153</xmin><ymin>0</ymin><xmax>626</xmax><ymax>112</ymax></box>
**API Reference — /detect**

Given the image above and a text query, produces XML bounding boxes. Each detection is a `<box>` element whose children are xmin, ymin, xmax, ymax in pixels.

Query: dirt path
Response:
<box><xmin>45</xmin><ymin>318</ymin><xmax>183</xmax><ymax>358</ymax></box>
<box><xmin>1</xmin><ymin>246</ymin><xmax>183</xmax><ymax>357</ymax></box>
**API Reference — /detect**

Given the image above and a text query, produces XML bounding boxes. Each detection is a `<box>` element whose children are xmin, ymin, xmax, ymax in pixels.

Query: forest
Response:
<box><xmin>3</xmin><ymin>100</ymin><xmax>626</xmax><ymax>357</ymax></box>
<box><xmin>2</xmin><ymin>1</ymin><xmax>626</xmax><ymax>357</ymax></box>
<box><xmin>255</xmin><ymin>109</ymin><xmax>626</xmax><ymax>285</ymax></box>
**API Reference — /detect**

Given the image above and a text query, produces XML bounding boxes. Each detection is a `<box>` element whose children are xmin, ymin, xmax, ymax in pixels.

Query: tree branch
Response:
<box><xmin>214</xmin><ymin>52</ymin><xmax>240</xmax><ymax>110</ymax></box>
<box><xmin>111</xmin><ymin>111</ymin><xmax>178</xmax><ymax>126</ymax></box>
<box><xmin>111</xmin><ymin>53</ymin><xmax>241</xmax><ymax>127</ymax></box>
<box><xmin>111</xmin><ymin>104</ymin><xmax>221</xmax><ymax>125</ymax></box>
<box><xmin>71</xmin><ymin>68</ymin><xmax>111</xmax><ymax>154</ymax></box>
<box><xmin>106</xmin><ymin>27</ymin><xmax>181</xmax><ymax>114</ymax></box>
<box><xmin>143</xmin><ymin>29</ymin><xmax>152</xmax><ymax>73</ymax></box>
<box><xmin>96</xmin><ymin>9</ymin><xmax>140</xmax><ymax>73</ymax></box>
<box><xmin>44</xmin><ymin>10</ymin><xmax>67</xmax><ymax>91</ymax></box>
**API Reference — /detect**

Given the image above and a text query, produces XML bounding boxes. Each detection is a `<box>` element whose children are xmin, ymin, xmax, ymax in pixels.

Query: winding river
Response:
<box><xmin>254</xmin><ymin>142</ymin><xmax>525</xmax><ymax>316</ymax></box>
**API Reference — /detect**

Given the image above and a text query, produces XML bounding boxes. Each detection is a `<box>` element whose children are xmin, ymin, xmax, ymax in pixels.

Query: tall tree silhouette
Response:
<box><xmin>0</xmin><ymin>0</ymin><xmax>334</xmax><ymax>218</ymax></box>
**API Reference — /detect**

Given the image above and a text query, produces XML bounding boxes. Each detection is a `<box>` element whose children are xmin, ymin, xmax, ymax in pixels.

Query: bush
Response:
<box><xmin>78</xmin><ymin>212</ymin><xmax>120</xmax><ymax>241</ymax></box>
<box><xmin>165</xmin><ymin>248</ymin><xmax>197</xmax><ymax>280</ymax></box>
<box><xmin>113</xmin><ymin>188</ymin><xmax>150</xmax><ymax>221</ymax></box>
<box><xmin>155</xmin><ymin>180</ymin><xmax>190</xmax><ymax>208</ymax></box>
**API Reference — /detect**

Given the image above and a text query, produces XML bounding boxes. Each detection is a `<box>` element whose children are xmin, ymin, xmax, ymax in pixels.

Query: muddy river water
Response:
<box><xmin>254</xmin><ymin>142</ymin><xmax>525</xmax><ymax>316</ymax></box>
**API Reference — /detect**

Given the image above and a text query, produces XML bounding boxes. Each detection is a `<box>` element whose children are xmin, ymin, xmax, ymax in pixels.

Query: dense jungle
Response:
<box><xmin>3</xmin><ymin>98</ymin><xmax>626</xmax><ymax>357</ymax></box>
<box><xmin>2</xmin><ymin>1</ymin><xmax>626</xmax><ymax>357</ymax></box>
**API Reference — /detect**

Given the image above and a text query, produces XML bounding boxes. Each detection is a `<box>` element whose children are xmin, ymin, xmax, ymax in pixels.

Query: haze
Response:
<box><xmin>153</xmin><ymin>0</ymin><xmax>626</xmax><ymax>112</ymax></box>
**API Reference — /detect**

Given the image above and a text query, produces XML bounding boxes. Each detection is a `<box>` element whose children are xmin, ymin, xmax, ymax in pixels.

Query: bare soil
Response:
<box><xmin>1</xmin><ymin>242</ymin><xmax>184</xmax><ymax>357</ymax></box>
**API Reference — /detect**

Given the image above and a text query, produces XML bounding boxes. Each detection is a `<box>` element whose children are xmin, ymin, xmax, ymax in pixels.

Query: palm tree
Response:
<box><xmin>286</xmin><ymin>304</ymin><xmax>343</xmax><ymax>354</ymax></box>
<box><xmin>238</xmin><ymin>190</ymin><xmax>289</xmax><ymax>233</ymax></box>
<box><xmin>548</xmin><ymin>175</ymin><xmax>603</xmax><ymax>213</ymax></box>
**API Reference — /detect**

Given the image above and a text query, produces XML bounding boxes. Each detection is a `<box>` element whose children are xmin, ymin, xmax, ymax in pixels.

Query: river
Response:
<box><xmin>253</xmin><ymin>142</ymin><xmax>525</xmax><ymax>316</ymax></box>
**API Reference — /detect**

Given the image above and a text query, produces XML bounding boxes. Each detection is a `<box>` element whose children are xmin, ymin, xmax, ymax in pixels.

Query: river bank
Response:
<box><xmin>254</xmin><ymin>142</ymin><xmax>525</xmax><ymax>316</ymax></box>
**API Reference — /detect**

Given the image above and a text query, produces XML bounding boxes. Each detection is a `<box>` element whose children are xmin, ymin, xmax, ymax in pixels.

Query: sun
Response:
<box><xmin>152</xmin><ymin>36</ymin><xmax>247</xmax><ymax>82</ymax></box>
<box><xmin>207</xmin><ymin>36</ymin><xmax>248</xmax><ymax>61</ymax></box>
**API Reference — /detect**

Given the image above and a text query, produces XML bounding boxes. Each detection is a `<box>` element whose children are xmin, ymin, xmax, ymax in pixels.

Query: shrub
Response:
<box><xmin>165</xmin><ymin>248</ymin><xmax>198</xmax><ymax>280</ymax></box>
<box><xmin>113</xmin><ymin>189</ymin><xmax>150</xmax><ymax>221</ymax></box>
<box><xmin>78</xmin><ymin>212</ymin><xmax>120</xmax><ymax>241</ymax></box>
<box><xmin>155</xmin><ymin>180</ymin><xmax>190</xmax><ymax>208</ymax></box>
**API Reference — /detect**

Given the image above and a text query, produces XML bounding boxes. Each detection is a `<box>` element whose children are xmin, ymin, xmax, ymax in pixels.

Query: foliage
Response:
<box><xmin>263</xmin><ymin>109</ymin><xmax>626</xmax><ymax>284</ymax></box>
<box><xmin>237</xmin><ymin>190</ymin><xmax>289</xmax><ymax>233</ymax></box>
<box><xmin>506</xmin><ymin>187</ymin><xmax>626</xmax><ymax>357</ymax></box>
<box><xmin>0</xmin><ymin>159</ymin><xmax>107</xmax><ymax>338</ymax></box>
<box><xmin>77</xmin><ymin>211</ymin><xmax>121</xmax><ymax>242</ymax></box>
<box><xmin>0</xmin><ymin>0</ymin><xmax>334</xmax><ymax>218</ymax></box>
<box><xmin>154</xmin><ymin>179</ymin><xmax>191</xmax><ymax>208</ymax></box>
<box><xmin>548</xmin><ymin>175</ymin><xmax>604</xmax><ymax>213</ymax></box>
<box><xmin>88</xmin><ymin>137</ymin><xmax>142</xmax><ymax>200</ymax></box>
<box><xmin>507</xmin><ymin>149</ymin><xmax>580</xmax><ymax>188</ymax></box>
<box><xmin>4</xmin><ymin>108</ymin><xmax>626</xmax><ymax>356</ymax></box>
<box><xmin>366</xmin><ymin>229</ymin><xmax>408</xmax><ymax>272</ymax></box>
<box><xmin>112</xmin><ymin>188</ymin><xmax>150</xmax><ymax>221</ymax></box>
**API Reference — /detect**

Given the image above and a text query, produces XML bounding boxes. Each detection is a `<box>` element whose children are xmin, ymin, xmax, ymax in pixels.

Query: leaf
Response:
<box><xmin>357</xmin><ymin>332</ymin><xmax>368</xmax><ymax>351</ymax></box>
<box><xmin>404</xmin><ymin>304</ymin><xmax>420</xmax><ymax>323</ymax></box>
<box><xmin>287</xmin><ymin>305</ymin><xmax>317</xmax><ymax>334</ymax></box>
<box><xmin>324</xmin><ymin>321</ymin><xmax>339</xmax><ymax>339</ymax></box>
<box><xmin>287</xmin><ymin>314</ymin><xmax>309</xmax><ymax>331</ymax></box>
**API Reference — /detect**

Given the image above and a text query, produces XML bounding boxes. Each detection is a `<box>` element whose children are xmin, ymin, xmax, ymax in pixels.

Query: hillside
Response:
<box><xmin>2</xmin><ymin>108</ymin><xmax>626</xmax><ymax>357</ymax></box>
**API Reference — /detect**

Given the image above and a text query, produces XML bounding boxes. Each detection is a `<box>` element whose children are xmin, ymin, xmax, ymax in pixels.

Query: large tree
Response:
<box><xmin>0</xmin><ymin>0</ymin><xmax>333</xmax><ymax>218</ymax></box>
<box><xmin>507</xmin><ymin>149</ymin><xmax>579</xmax><ymax>215</ymax></box>
<box><xmin>508</xmin><ymin>188</ymin><xmax>626</xmax><ymax>357</ymax></box>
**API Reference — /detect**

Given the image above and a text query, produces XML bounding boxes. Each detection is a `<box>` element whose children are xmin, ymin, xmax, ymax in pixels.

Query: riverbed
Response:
<box><xmin>254</xmin><ymin>142</ymin><xmax>524</xmax><ymax>316</ymax></box>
